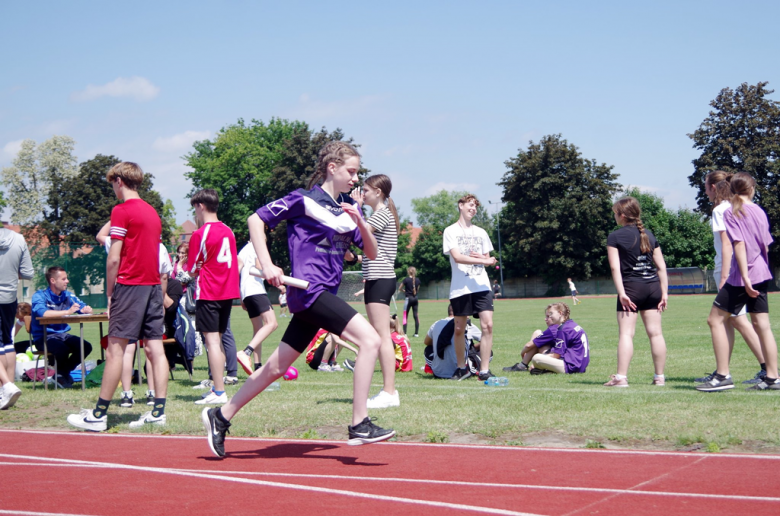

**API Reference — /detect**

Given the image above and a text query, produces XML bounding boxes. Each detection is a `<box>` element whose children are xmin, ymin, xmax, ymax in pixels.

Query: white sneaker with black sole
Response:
<box><xmin>66</xmin><ymin>409</ymin><xmax>107</xmax><ymax>432</ymax></box>
<box><xmin>195</xmin><ymin>391</ymin><xmax>228</xmax><ymax>405</ymax></box>
<box><xmin>128</xmin><ymin>411</ymin><xmax>166</xmax><ymax>428</ymax></box>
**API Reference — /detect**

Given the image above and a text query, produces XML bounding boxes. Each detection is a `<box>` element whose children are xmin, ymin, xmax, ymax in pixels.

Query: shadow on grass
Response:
<box><xmin>220</xmin><ymin>443</ymin><xmax>388</xmax><ymax>466</ymax></box>
<box><xmin>315</xmin><ymin>398</ymin><xmax>353</xmax><ymax>405</ymax></box>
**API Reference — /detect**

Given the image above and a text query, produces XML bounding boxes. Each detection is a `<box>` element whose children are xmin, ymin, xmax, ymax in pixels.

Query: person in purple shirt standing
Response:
<box><xmin>201</xmin><ymin>142</ymin><xmax>395</xmax><ymax>458</ymax></box>
<box><xmin>698</xmin><ymin>173</ymin><xmax>779</xmax><ymax>392</ymax></box>
<box><xmin>529</xmin><ymin>303</ymin><xmax>589</xmax><ymax>375</ymax></box>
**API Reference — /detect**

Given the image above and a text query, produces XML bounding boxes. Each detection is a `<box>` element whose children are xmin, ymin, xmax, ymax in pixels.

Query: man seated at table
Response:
<box><xmin>30</xmin><ymin>266</ymin><xmax>94</xmax><ymax>388</ymax></box>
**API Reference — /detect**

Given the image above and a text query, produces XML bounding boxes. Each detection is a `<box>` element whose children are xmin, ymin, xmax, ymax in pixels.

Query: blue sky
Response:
<box><xmin>2</xmin><ymin>1</ymin><xmax>779</xmax><ymax>226</ymax></box>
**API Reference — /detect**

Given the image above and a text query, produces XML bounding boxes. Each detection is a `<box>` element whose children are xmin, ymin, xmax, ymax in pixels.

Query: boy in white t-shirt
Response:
<box><xmin>442</xmin><ymin>194</ymin><xmax>497</xmax><ymax>381</ymax></box>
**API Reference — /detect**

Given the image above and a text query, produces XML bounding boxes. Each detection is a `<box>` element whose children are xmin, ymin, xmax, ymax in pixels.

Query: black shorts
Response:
<box><xmin>281</xmin><ymin>292</ymin><xmax>357</xmax><ymax>353</ymax></box>
<box><xmin>244</xmin><ymin>294</ymin><xmax>272</xmax><ymax>319</ymax></box>
<box><xmin>713</xmin><ymin>281</ymin><xmax>770</xmax><ymax>315</ymax></box>
<box><xmin>364</xmin><ymin>278</ymin><xmax>397</xmax><ymax>305</ymax></box>
<box><xmin>451</xmin><ymin>290</ymin><xmax>494</xmax><ymax>317</ymax></box>
<box><xmin>196</xmin><ymin>299</ymin><xmax>233</xmax><ymax>333</ymax></box>
<box><xmin>617</xmin><ymin>281</ymin><xmax>662</xmax><ymax>312</ymax></box>
<box><xmin>0</xmin><ymin>301</ymin><xmax>17</xmax><ymax>352</ymax></box>
<box><xmin>110</xmin><ymin>284</ymin><xmax>164</xmax><ymax>340</ymax></box>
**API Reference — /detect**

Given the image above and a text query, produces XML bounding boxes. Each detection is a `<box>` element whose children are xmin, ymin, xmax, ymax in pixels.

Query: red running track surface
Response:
<box><xmin>0</xmin><ymin>429</ymin><xmax>779</xmax><ymax>516</ymax></box>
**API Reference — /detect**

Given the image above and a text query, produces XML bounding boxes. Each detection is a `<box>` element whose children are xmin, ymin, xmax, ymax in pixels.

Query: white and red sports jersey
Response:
<box><xmin>109</xmin><ymin>199</ymin><xmax>162</xmax><ymax>286</ymax></box>
<box><xmin>186</xmin><ymin>221</ymin><xmax>240</xmax><ymax>301</ymax></box>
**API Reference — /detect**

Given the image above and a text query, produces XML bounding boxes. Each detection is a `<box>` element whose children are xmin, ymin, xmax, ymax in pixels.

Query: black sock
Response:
<box><xmin>215</xmin><ymin>407</ymin><xmax>230</xmax><ymax>424</ymax></box>
<box><xmin>761</xmin><ymin>363</ymin><xmax>767</xmax><ymax>371</ymax></box>
<box><xmin>714</xmin><ymin>373</ymin><xmax>727</xmax><ymax>381</ymax></box>
<box><xmin>765</xmin><ymin>377</ymin><xmax>778</xmax><ymax>384</ymax></box>
<box><xmin>93</xmin><ymin>398</ymin><xmax>110</xmax><ymax>419</ymax></box>
<box><xmin>254</xmin><ymin>362</ymin><xmax>262</xmax><ymax>370</ymax></box>
<box><xmin>151</xmin><ymin>398</ymin><xmax>166</xmax><ymax>417</ymax></box>
<box><xmin>243</xmin><ymin>345</ymin><xmax>254</xmax><ymax>355</ymax></box>
<box><xmin>403</xmin><ymin>324</ymin><xmax>407</xmax><ymax>334</ymax></box>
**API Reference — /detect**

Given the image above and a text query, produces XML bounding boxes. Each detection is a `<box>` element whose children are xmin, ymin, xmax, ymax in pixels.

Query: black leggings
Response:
<box><xmin>403</xmin><ymin>297</ymin><xmax>419</xmax><ymax>334</ymax></box>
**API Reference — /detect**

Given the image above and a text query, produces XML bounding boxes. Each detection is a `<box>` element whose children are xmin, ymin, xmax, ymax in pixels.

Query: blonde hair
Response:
<box><xmin>729</xmin><ymin>172</ymin><xmax>756</xmax><ymax>219</ymax></box>
<box><xmin>613</xmin><ymin>197</ymin><xmax>652</xmax><ymax>254</ymax></box>
<box><xmin>308</xmin><ymin>141</ymin><xmax>361</xmax><ymax>189</ymax></box>
<box><xmin>390</xmin><ymin>314</ymin><xmax>404</xmax><ymax>337</ymax></box>
<box><xmin>106</xmin><ymin>162</ymin><xmax>144</xmax><ymax>190</ymax></box>
<box><xmin>407</xmin><ymin>266</ymin><xmax>418</xmax><ymax>296</ymax></box>
<box><xmin>546</xmin><ymin>302</ymin><xmax>570</xmax><ymax>321</ymax></box>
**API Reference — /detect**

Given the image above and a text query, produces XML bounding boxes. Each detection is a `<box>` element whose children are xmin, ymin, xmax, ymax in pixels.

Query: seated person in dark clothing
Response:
<box><xmin>164</xmin><ymin>275</ymin><xmax>182</xmax><ymax>338</ymax></box>
<box><xmin>30</xmin><ymin>267</ymin><xmax>93</xmax><ymax>388</ymax></box>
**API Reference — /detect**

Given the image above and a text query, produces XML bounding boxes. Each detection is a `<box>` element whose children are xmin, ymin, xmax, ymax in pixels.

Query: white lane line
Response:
<box><xmin>3</xmin><ymin>459</ymin><xmax>780</xmax><ymax>504</ymax></box>
<box><xmin>0</xmin><ymin>454</ymin><xmax>541</xmax><ymax>516</ymax></box>
<box><xmin>1</xmin><ymin>428</ymin><xmax>778</xmax><ymax>460</ymax></box>
<box><xmin>0</xmin><ymin>511</ymin><xmax>100</xmax><ymax>516</ymax></box>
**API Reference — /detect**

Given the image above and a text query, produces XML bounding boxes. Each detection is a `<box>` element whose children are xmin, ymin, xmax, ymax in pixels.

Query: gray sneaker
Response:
<box><xmin>695</xmin><ymin>375</ymin><xmax>734</xmax><ymax>392</ymax></box>
<box><xmin>503</xmin><ymin>362</ymin><xmax>529</xmax><ymax>372</ymax></box>
<box><xmin>694</xmin><ymin>370</ymin><xmax>716</xmax><ymax>383</ymax></box>
<box><xmin>742</xmin><ymin>369</ymin><xmax>766</xmax><ymax>385</ymax></box>
<box><xmin>746</xmin><ymin>378</ymin><xmax>780</xmax><ymax>391</ymax></box>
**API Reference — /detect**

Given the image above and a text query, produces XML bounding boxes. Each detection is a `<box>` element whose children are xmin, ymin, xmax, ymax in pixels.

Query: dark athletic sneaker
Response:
<box><xmin>347</xmin><ymin>417</ymin><xmax>395</xmax><ymax>446</ymax></box>
<box><xmin>202</xmin><ymin>407</ymin><xmax>231</xmax><ymax>458</ymax></box>
<box><xmin>530</xmin><ymin>368</ymin><xmax>553</xmax><ymax>375</ymax></box>
<box><xmin>450</xmin><ymin>367</ymin><xmax>472</xmax><ymax>381</ymax></box>
<box><xmin>742</xmin><ymin>369</ymin><xmax>766</xmax><ymax>385</ymax></box>
<box><xmin>503</xmin><ymin>362</ymin><xmax>529</xmax><ymax>372</ymax></box>
<box><xmin>694</xmin><ymin>371</ymin><xmax>716</xmax><ymax>383</ymax></box>
<box><xmin>343</xmin><ymin>359</ymin><xmax>355</xmax><ymax>372</ymax></box>
<box><xmin>120</xmin><ymin>392</ymin><xmax>134</xmax><ymax>408</ymax></box>
<box><xmin>477</xmin><ymin>370</ymin><xmax>496</xmax><ymax>381</ymax></box>
<box><xmin>695</xmin><ymin>375</ymin><xmax>734</xmax><ymax>392</ymax></box>
<box><xmin>746</xmin><ymin>378</ymin><xmax>780</xmax><ymax>391</ymax></box>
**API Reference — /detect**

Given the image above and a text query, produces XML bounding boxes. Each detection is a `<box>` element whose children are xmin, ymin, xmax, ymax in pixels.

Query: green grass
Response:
<box><xmin>3</xmin><ymin>295</ymin><xmax>780</xmax><ymax>453</ymax></box>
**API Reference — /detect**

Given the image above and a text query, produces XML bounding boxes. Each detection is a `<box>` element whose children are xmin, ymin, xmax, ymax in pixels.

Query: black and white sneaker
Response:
<box><xmin>694</xmin><ymin>370</ymin><xmax>716</xmax><ymax>383</ymax></box>
<box><xmin>742</xmin><ymin>369</ymin><xmax>767</xmax><ymax>385</ymax></box>
<box><xmin>120</xmin><ymin>392</ymin><xmax>134</xmax><ymax>408</ymax></box>
<box><xmin>746</xmin><ymin>378</ymin><xmax>780</xmax><ymax>391</ymax></box>
<box><xmin>450</xmin><ymin>367</ymin><xmax>472</xmax><ymax>381</ymax></box>
<box><xmin>695</xmin><ymin>375</ymin><xmax>734</xmax><ymax>392</ymax></box>
<box><xmin>477</xmin><ymin>370</ymin><xmax>496</xmax><ymax>381</ymax></box>
<box><xmin>530</xmin><ymin>368</ymin><xmax>553</xmax><ymax>375</ymax></box>
<box><xmin>202</xmin><ymin>407</ymin><xmax>231</xmax><ymax>458</ymax></box>
<box><xmin>146</xmin><ymin>391</ymin><xmax>155</xmax><ymax>406</ymax></box>
<box><xmin>503</xmin><ymin>362</ymin><xmax>529</xmax><ymax>372</ymax></box>
<box><xmin>343</xmin><ymin>359</ymin><xmax>355</xmax><ymax>372</ymax></box>
<box><xmin>347</xmin><ymin>417</ymin><xmax>395</xmax><ymax>446</ymax></box>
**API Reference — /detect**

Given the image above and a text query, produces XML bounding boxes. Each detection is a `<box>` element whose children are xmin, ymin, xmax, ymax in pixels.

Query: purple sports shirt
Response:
<box><xmin>551</xmin><ymin>319</ymin><xmax>589</xmax><ymax>374</ymax></box>
<box><xmin>724</xmin><ymin>202</ymin><xmax>774</xmax><ymax>287</ymax></box>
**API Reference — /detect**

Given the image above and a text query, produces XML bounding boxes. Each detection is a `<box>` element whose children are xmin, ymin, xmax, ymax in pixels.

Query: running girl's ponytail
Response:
<box><xmin>364</xmin><ymin>174</ymin><xmax>400</xmax><ymax>235</ymax></box>
<box><xmin>613</xmin><ymin>197</ymin><xmax>651</xmax><ymax>254</ymax></box>
<box><xmin>407</xmin><ymin>266</ymin><xmax>418</xmax><ymax>296</ymax></box>
<box><xmin>729</xmin><ymin>172</ymin><xmax>756</xmax><ymax>219</ymax></box>
<box><xmin>309</xmin><ymin>141</ymin><xmax>361</xmax><ymax>189</ymax></box>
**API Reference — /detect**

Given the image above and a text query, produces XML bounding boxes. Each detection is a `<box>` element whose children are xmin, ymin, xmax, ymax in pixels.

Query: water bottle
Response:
<box><xmin>266</xmin><ymin>381</ymin><xmax>281</xmax><ymax>392</ymax></box>
<box><xmin>485</xmin><ymin>377</ymin><xmax>509</xmax><ymax>387</ymax></box>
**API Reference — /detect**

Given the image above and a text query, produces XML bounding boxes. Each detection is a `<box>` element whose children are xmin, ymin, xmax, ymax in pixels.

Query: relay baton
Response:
<box><xmin>248</xmin><ymin>266</ymin><xmax>309</xmax><ymax>290</ymax></box>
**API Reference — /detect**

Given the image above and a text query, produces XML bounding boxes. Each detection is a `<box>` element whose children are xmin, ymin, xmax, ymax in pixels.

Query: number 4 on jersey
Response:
<box><xmin>217</xmin><ymin>237</ymin><xmax>232</xmax><ymax>268</ymax></box>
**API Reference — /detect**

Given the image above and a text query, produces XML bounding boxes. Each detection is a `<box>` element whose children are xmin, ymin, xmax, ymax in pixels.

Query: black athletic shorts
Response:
<box><xmin>364</xmin><ymin>278</ymin><xmax>397</xmax><ymax>305</ymax></box>
<box><xmin>244</xmin><ymin>294</ymin><xmax>272</xmax><ymax>319</ymax></box>
<box><xmin>451</xmin><ymin>290</ymin><xmax>494</xmax><ymax>317</ymax></box>
<box><xmin>196</xmin><ymin>299</ymin><xmax>233</xmax><ymax>333</ymax></box>
<box><xmin>281</xmin><ymin>291</ymin><xmax>357</xmax><ymax>353</ymax></box>
<box><xmin>0</xmin><ymin>301</ymin><xmax>17</xmax><ymax>352</ymax></box>
<box><xmin>713</xmin><ymin>280</ymin><xmax>770</xmax><ymax>315</ymax></box>
<box><xmin>617</xmin><ymin>280</ymin><xmax>662</xmax><ymax>313</ymax></box>
<box><xmin>110</xmin><ymin>284</ymin><xmax>164</xmax><ymax>340</ymax></box>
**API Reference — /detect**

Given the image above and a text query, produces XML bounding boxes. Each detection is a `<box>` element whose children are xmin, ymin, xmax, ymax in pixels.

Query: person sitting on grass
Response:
<box><xmin>11</xmin><ymin>302</ymin><xmax>32</xmax><ymax>355</ymax></box>
<box><xmin>503</xmin><ymin>305</ymin><xmax>561</xmax><ymax>373</ymax></box>
<box><xmin>390</xmin><ymin>315</ymin><xmax>412</xmax><ymax>372</ymax></box>
<box><xmin>531</xmin><ymin>303</ymin><xmax>589</xmax><ymax>375</ymax></box>
<box><xmin>307</xmin><ymin>329</ymin><xmax>358</xmax><ymax>372</ymax></box>
<box><xmin>423</xmin><ymin>304</ymin><xmax>482</xmax><ymax>379</ymax></box>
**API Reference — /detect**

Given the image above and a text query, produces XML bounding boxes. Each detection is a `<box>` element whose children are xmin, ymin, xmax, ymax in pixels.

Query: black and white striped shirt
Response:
<box><xmin>362</xmin><ymin>206</ymin><xmax>397</xmax><ymax>280</ymax></box>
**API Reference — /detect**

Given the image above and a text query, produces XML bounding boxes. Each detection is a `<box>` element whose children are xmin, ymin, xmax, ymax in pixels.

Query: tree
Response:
<box><xmin>498</xmin><ymin>134</ymin><xmax>621</xmax><ymax>284</ymax></box>
<box><xmin>411</xmin><ymin>225</ymin><xmax>452</xmax><ymax>283</ymax></box>
<box><xmin>688</xmin><ymin>82</ymin><xmax>780</xmax><ymax>267</ymax></box>
<box><xmin>411</xmin><ymin>189</ymin><xmax>492</xmax><ymax>229</ymax></box>
<box><xmin>0</xmin><ymin>136</ymin><xmax>78</xmax><ymax>227</ymax></box>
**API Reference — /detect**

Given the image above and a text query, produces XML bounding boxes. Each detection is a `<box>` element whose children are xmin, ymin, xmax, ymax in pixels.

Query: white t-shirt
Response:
<box><xmin>568</xmin><ymin>280</ymin><xmax>576</xmax><ymax>291</ymax></box>
<box><xmin>443</xmin><ymin>222</ymin><xmax>493</xmax><ymax>299</ymax></box>
<box><xmin>238</xmin><ymin>243</ymin><xmax>267</xmax><ymax>300</ymax></box>
<box><xmin>711</xmin><ymin>201</ymin><xmax>730</xmax><ymax>278</ymax></box>
<box><xmin>104</xmin><ymin>238</ymin><xmax>172</xmax><ymax>276</ymax></box>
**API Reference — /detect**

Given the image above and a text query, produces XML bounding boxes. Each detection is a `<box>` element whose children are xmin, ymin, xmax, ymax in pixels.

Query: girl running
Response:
<box><xmin>399</xmin><ymin>267</ymin><xmax>421</xmax><ymax>336</ymax></box>
<box><xmin>351</xmin><ymin>174</ymin><xmax>400</xmax><ymax>409</ymax></box>
<box><xmin>697</xmin><ymin>172</ymin><xmax>778</xmax><ymax>392</ymax></box>
<box><xmin>202</xmin><ymin>141</ymin><xmax>394</xmax><ymax>457</ymax></box>
<box><xmin>604</xmin><ymin>196</ymin><xmax>668</xmax><ymax>387</ymax></box>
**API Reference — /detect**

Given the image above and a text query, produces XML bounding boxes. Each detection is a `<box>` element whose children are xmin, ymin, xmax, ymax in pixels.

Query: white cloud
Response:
<box><xmin>424</xmin><ymin>182</ymin><xmax>480</xmax><ymax>196</ymax></box>
<box><xmin>2</xmin><ymin>139</ymin><xmax>24</xmax><ymax>159</ymax></box>
<box><xmin>70</xmin><ymin>76</ymin><xmax>160</xmax><ymax>102</ymax></box>
<box><xmin>152</xmin><ymin>130</ymin><xmax>211</xmax><ymax>153</ymax></box>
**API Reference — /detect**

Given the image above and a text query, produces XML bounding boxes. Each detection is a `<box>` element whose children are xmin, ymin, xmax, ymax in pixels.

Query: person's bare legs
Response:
<box><xmin>640</xmin><ymin>309</ymin><xmax>666</xmax><ymax>375</ymax></box>
<box><xmin>145</xmin><ymin>354</ymin><xmax>156</xmax><ymax>393</ymax></box>
<box><xmin>143</xmin><ymin>339</ymin><xmax>167</xmax><ymax>398</ymax></box>
<box><xmin>366</xmin><ymin>302</ymin><xmax>395</xmax><ymax>395</ymax></box>
<box><xmin>453</xmin><ymin>315</ymin><xmax>468</xmax><ymax>369</ymax></box>
<box><xmin>616</xmin><ymin>311</ymin><xmax>637</xmax><ymax>376</ymax></box>
<box><xmin>730</xmin><ymin>315</ymin><xmax>765</xmax><ymax>364</ymax></box>
<box><xmin>477</xmin><ymin>311</ymin><xmax>494</xmax><ymax>373</ymax></box>
<box><xmin>120</xmin><ymin>343</ymin><xmax>136</xmax><ymax>392</ymax></box>
<box><xmin>203</xmin><ymin>331</ymin><xmax>225</xmax><ymax>392</ymax></box>
<box><xmin>750</xmin><ymin>313</ymin><xmax>778</xmax><ymax>379</ymax></box>
<box><xmin>248</xmin><ymin>309</ymin><xmax>278</xmax><ymax>362</ymax></box>
<box><xmin>707</xmin><ymin>306</ymin><xmax>732</xmax><ymax>376</ymax></box>
<box><xmin>0</xmin><ymin>354</ymin><xmax>11</xmax><ymax>385</ymax></box>
<box><xmin>2</xmin><ymin>352</ymin><xmax>16</xmax><ymax>382</ymax></box>
<box><xmin>99</xmin><ymin>337</ymin><xmax>129</xmax><ymax>401</ymax></box>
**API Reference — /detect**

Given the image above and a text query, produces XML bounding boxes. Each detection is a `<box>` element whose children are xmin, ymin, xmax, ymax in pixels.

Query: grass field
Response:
<box><xmin>3</xmin><ymin>294</ymin><xmax>780</xmax><ymax>453</ymax></box>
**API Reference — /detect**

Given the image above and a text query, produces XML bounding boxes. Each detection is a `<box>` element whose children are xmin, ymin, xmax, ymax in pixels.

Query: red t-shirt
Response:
<box><xmin>186</xmin><ymin>221</ymin><xmax>240</xmax><ymax>301</ymax></box>
<box><xmin>110</xmin><ymin>199</ymin><xmax>162</xmax><ymax>285</ymax></box>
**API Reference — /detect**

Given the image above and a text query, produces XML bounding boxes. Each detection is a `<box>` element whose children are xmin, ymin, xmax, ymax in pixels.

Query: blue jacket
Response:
<box><xmin>31</xmin><ymin>288</ymin><xmax>88</xmax><ymax>341</ymax></box>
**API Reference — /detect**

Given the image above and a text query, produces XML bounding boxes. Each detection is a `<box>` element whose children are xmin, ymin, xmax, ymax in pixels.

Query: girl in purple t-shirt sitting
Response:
<box><xmin>698</xmin><ymin>173</ymin><xmax>778</xmax><ymax>392</ymax></box>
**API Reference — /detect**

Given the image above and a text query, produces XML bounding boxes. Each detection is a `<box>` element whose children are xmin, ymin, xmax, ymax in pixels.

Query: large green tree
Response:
<box><xmin>688</xmin><ymin>82</ymin><xmax>780</xmax><ymax>267</ymax></box>
<box><xmin>498</xmin><ymin>134</ymin><xmax>621</xmax><ymax>284</ymax></box>
<box><xmin>411</xmin><ymin>189</ymin><xmax>492</xmax><ymax>229</ymax></box>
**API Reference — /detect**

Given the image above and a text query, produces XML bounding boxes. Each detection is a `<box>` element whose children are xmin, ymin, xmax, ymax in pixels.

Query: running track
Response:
<box><xmin>0</xmin><ymin>429</ymin><xmax>778</xmax><ymax>515</ymax></box>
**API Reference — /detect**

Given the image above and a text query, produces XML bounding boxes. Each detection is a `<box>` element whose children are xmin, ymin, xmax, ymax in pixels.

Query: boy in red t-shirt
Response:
<box><xmin>187</xmin><ymin>189</ymin><xmax>240</xmax><ymax>405</ymax></box>
<box><xmin>67</xmin><ymin>162</ymin><xmax>170</xmax><ymax>431</ymax></box>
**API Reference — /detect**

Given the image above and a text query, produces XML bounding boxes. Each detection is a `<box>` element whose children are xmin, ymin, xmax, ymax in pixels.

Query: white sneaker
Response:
<box><xmin>318</xmin><ymin>364</ymin><xmax>333</xmax><ymax>372</ymax></box>
<box><xmin>193</xmin><ymin>379</ymin><xmax>213</xmax><ymax>390</ymax></box>
<box><xmin>366</xmin><ymin>389</ymin><xmax>400</xmax><ymax>409</ymax></box>
<box><xmin>330</xmin><ymin>363</ymin><xmax>344</xmax><ymax>372</ymax></box>
<box><xmin>128</xmin><ymin>411</ymin><xmax>166</xmax><ymax>428</ymax></box>
<box><xmin>66</xmin><ymin>408</ymin><xmax>107</xmax><ymax>432</ymax></box>
<box><xmin>195</xmin><ymin>391</ymin><xmax>228</xmax><ymax>405</ymax></box>
<box><xmin>0</xmin><ymin>383</ymin><xmax>22</xmax><ymax>410</ymax></box>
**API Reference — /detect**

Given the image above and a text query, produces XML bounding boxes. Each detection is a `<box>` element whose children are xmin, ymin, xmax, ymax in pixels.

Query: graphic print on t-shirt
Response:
<box><xmin>456</xmin><ymin>235</ymin><xmax>486</xmax><ymax>278</ymax></box>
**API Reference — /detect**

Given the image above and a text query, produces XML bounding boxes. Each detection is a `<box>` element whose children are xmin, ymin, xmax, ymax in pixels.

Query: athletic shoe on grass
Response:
<box><xmin>603</xmin><ymin>375</ymin><xmax>629</xmax><ymax>388</ymax></box>
<box><xmin>651</xmin><ymin>377</ymin><xmax>665</xmax><ymax>386</ymax></box>
<box><xmin>347</xmin><ymin>417</ymin><xmax>395</xmax><ymax>446</ymax></box>
<box><xmin>120</xmin><ymin>392</ymin><xmax>134</xmax><ymax>407</ymax></box>
<box><xmin>223</xmin><ymin>376</ymin><xmax>239</xmax><ymax>385</ymax></box>
<box><xmin>530</xmin><ymin>368</ymin><xmax>552</xmax><ymax>375</ymax></box>
<box><xmin>742</xmin><ymin>369</ymin><xmax>766</xmax><ymax>385</ymax></box>
<box><xmin>477</xmin><ymin>370</ymin><xmax>496</xmax><ymax>381</ymax></box>
<box><xmin>236</xmin><ymin>350</ymin><xmax>253</xmax><ymax>375</ymax></box>
<box><xmin>193</xmin><ymin>379</ymin><xmax>213</xmax><ymax>390</ymax></box>
<box><xmin>330</xmin><ymin>363</ymin><xmax>344</xmax><ymax>372</ymax></box>
<box><xmin>202</xmin><ymin>407</ymin><xmax>230</xmax><ymax>458</ymax></box>
<box><xmin>367</xmin><ymin>390</ymin><xmax>400</xmax><ymax>409</ymax></box>
<box><xmin>318</xmin><ymin>364</ymin><xmax>333</xmax><ymax>372</ymax></box>
<box><xmin>694</xmin><ymin>371</ymin><xmax>716</xmax><ymax>383</ymax></box>
<box><xmin>503</xmin><ymin>362</ymin><xmax>529</xmax><ymax>372</ymax></box>
<box><xmin>129</xmin><ymin>411</ymin><xmax>166</xmax><ymax>428</ymax></box>
<box><xmin>343</xmin><ymin>359</ymin><xmax>355</xmax><ymax>372</ymax></box>
<box><xmin>695</xmin><ymin>375</ymin><xmax>734</xmax><ymax>392</ymax></box>
<box><xmin>450</xmin><ymin>367</ymin><xmax>472</xmax><ymax>381</ymax></box>
<box><xmin>66</xmin><ymin>409</ymin><xmax>107</xmax><ymax>432</ymax></box>
<box><xmin>146</xmin><ymin>391</ymin><xmax>155</xmax><ymax>406</ymax></box>
<box><xmin>0</xmin><ymin>383</ymin><xmax>22</xmax><ymax>410</ymax></box>
<box><xmin>196</xmin><ymin>391</ymin><xmax>228</xmax><ymax>405</ymax></box>
<box><xmin>745</xmin><ymin>379</ymin><xmax>780</xmax><ymax>391</ymax></box>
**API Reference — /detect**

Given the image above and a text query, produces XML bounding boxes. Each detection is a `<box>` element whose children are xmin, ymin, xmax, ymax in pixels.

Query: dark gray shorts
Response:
<box><xmin>109</xmin><ymin>284</ymin><xmax>164</xmax><ymax>341</ymax></box>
